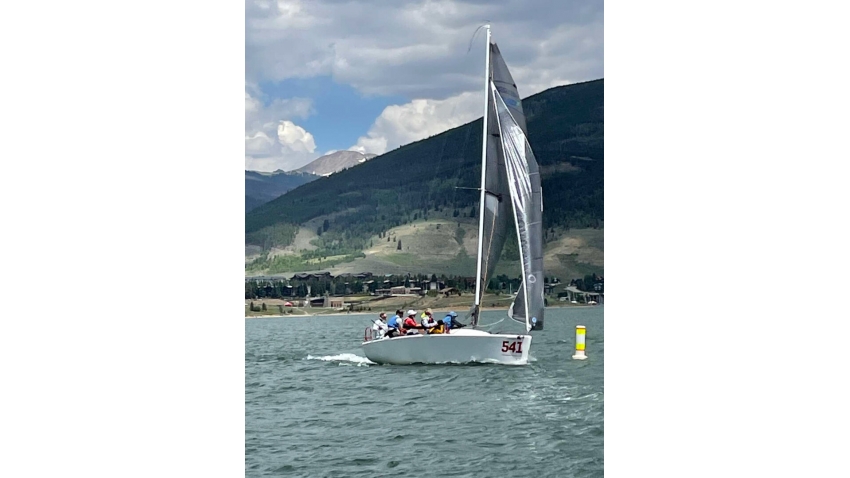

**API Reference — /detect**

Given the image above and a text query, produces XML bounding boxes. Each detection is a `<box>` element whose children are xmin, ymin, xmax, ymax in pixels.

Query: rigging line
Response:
<box><xmin>466</xmin><ymin>23</ymin><xmax>491</xmax><ymax>54</ymax></box>
<box><xmin>475</xmin><ymin>317</ymin><xmax>505</xmax><ymax>331</ymax></box>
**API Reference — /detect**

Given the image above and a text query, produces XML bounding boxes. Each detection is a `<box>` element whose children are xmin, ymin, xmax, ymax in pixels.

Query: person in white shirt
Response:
<box><xmin>372</xmin><ymin>312</ymin><xmax>389</xmax><ymax>338</ymax></box>
<box><xmin>420</xmin><ymin>308</ymin><xmax>439</xmax><ymax>334</ymax></box>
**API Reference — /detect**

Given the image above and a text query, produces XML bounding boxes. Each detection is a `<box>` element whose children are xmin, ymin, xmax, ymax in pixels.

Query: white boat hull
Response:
<box><xmin>361</xmin><ymin>329</ymin><xmax>532</xmax><ymax>365</ymax></box>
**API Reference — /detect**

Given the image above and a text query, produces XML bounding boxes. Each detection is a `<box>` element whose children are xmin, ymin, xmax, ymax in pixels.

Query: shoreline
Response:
<box><xmin>245</xmin><ymin>303</ymin><xmax>601</xmax><ymax>319</ymax></box>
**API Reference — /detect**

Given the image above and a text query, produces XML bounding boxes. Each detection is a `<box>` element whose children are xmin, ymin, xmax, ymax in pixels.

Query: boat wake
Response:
<box><xmin>304</xmin><ymin>353</ymin><xmax>375</xmax><ymax>366</ymax></box>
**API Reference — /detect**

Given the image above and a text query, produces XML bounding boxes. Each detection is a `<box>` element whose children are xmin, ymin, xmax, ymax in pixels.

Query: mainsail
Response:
<box><xmin>471</xmin><ymin>36</ymin><xmax>545</xmax><ymax>331</ymax></box>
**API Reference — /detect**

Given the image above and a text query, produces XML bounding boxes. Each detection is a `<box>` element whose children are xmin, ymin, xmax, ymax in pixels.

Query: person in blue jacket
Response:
<box><xmin>442</xmin><ymin>311</ymin><xmax>466</xmax><ymax>331</ymax></box>
<box><xmin>385</xmin><ymin>309</ymin><xmax>404</xmax><ymax>338</ymax></box>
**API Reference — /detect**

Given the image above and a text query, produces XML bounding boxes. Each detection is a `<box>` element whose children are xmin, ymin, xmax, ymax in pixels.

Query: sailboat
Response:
<box><xmin>361</xmin><ymin>25</ymin><xmax>544</xmax><ymax>365</ymax></box>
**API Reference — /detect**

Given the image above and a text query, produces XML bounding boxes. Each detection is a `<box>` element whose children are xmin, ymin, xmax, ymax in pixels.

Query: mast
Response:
<box><xmin>472</xmin><ymin>24</ymin><xmax>491</xmax><ymax>327</ymax></box>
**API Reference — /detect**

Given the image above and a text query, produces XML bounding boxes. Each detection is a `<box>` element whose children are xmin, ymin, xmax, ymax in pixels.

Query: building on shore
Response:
<box><xmin>562</xmin><ymin>286</ymin><xmax>604</xmax><ymax>304</ymax></box>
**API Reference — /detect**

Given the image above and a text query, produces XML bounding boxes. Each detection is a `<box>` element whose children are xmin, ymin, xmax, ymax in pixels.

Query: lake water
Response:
<box><xmin>246</xmin><ymin>306</ymin><xmax>604</xmax><ymax>477</ymax></box>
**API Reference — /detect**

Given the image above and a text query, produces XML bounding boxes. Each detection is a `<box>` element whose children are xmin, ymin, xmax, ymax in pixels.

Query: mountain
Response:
<box><xmin>246</xmin><ymin>79</ymin><xmax>603</xmax><ymax>278</ymax></box>
<box><xmin>245</xmin><ymin>152</ymin><xmax>377</xmax><ymax>213</ymax></box>
<box><xmin>292</xmin><ymin>150</ymin><xmax>377</xmax><ymax>176</ymax></box>
<box><xmin>245</xmin><ymin>170</ymin><xmax>319</xmax><ymax>212</ymax></box>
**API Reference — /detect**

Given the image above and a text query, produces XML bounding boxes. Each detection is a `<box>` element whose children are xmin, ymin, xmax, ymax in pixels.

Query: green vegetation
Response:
<box><xmin>246</xmin><ymin>79</ymin><xmax>604</xmax><ymax>272</ymax></box>
<box><xmin>380</xmin><ymin>253</ymin><xmax>419</xmax><ymax>267</ymax></box>
<box><xmin>246</xmin><ymin>251</ymin><xmax>366</xmax><ymax>274</ymax></box>
<box><xmin>454</xmin><ymin>225</ymin><xmax>466</xmax><ymax>245</ymax></box>
<box><xmin>245</xmin><ymin>224</ymin><xmax>299</xmax><ymax>251</ymax></box>
<box><xmin>245</xmin><ymin>170</ymin><xmax>318</xmax><ymax>213</ymax></box>
<box><xmin>556</xmin><ymin>253</ymin><xmax>601</xmax><ymax>278</ymax></box>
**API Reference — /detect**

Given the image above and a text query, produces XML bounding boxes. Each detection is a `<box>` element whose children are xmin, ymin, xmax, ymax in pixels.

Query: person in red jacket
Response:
<box><xmin>402</xmin><ymin>310</ymin><xmax>421</xmax><ymax>335</ymax></box>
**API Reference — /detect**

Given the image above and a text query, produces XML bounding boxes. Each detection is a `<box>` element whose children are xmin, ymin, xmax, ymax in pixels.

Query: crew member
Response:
<box><xmin>421</xmin><ymin>309</ymin><xmax>440</xmax><ymax>333</ymax></box>
<box><xmin>372</xmin><ymin>312</ymin><xmax>389</xmax><ymax>339</ymax></box>
<box><xmin>443</xmin><ymin>311</ymin><xmax>465</xmax><ymax>332</ymax></box>
<box><xmin>402</xmin><ymin>310</ymin><xmax>420</xmax><ymax>335</ymax></box>
<box><xmin>386</xmin><ymin>310</ymin><xmax>403</xmax><ymax>338</ymax></box>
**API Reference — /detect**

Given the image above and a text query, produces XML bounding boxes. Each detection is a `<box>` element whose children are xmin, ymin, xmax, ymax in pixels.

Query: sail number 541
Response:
<box><xmin>501</xmin><ymin>340</ymin><xmax>523</xmax><ymax>353</ymax></box>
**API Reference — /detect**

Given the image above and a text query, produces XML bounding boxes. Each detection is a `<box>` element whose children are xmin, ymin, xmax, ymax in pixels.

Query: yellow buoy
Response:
<box><xmin>572</xmin><ymin>325</ymin><xmax>587</xmax><ymax>360</ymax></box>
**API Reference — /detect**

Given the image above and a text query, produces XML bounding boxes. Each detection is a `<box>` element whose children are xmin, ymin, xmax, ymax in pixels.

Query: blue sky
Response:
<box><xmin>257</xmin><ymin>77</ymin><xmax>407</xmax><ymax>154</ymax></box>
<box><xmin>245</xmin><ymin>0</ymin><xmax>604</xmax><ymax>172</ymax></box>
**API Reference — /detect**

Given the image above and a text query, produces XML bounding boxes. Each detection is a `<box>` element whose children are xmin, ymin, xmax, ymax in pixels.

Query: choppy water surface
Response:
<box><xmin>246</xmin><ymin>307</ymin><xmax>603</xmax><ymax>477</ymax></box>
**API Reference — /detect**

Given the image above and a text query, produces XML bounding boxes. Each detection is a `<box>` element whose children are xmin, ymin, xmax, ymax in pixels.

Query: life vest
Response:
<box><xmin>402</xmin><ymin>316</ymin><xmax>418</xmax><ymax>333</ymax></box>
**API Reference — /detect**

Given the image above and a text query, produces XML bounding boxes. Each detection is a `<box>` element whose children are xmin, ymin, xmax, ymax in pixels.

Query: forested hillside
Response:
<box><xmin>245</xmin><ymin>170</ymin><xmax>318</xmax><ymax>212</ymax></box>
<box><xmin>246</xmin><ymin>79</ymin><xmax>603</xmax><ymax>271</ymax></box>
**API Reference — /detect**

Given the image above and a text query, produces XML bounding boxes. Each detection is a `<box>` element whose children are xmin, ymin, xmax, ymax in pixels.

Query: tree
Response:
<box><xmin>317</xmin><ymin>227</ymin><xmax>322</xmax><ymax>236</ymax></box>
<box><xmin>322</xmin><ymin>219</ymin><xmax>330</xmax><ymax>232</ymax></box>
<box><xmin>582</xmin><ymin>274</ymin><xmax>594</xmax><ymax>292</ymax></box>
<box><xmin>397</xmin><ymin>240</ymin><xmax>402</xmax><ymax>250</ymax></box>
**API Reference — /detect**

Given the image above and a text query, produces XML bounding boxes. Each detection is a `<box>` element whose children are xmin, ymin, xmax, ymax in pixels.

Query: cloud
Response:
<box><xmin>245</xmin><ymin>0</ymin><xmax>604</xmax><ymax>166</ymax></box>
<box><xmin>276</xmin><ymin>121</ymin><xmax>316</xmax><ymax>153</ymax></box>
<box><xmin>245</xmin><ymin>131</ymin><xmax>275</xmax><ymax>155</ymax></box>
<box><xmin>351</xmin><ymin>91</ymin><xmax>480</xmax><ymax>155</ymax></box>
<box><xmin>245</xmin><ymin>91</ymin><xmax>313</xmax><ymax>131</ymax></box>
<box><xmin>244</xmin><ymin>119</ymin><xmax>319</xmax><ymax>172</ymax></box>
<box><xmin>246</xmin><ymin>0</ymin><xmax>603</xmax><ymax>100</ymax></box>
<box><xmin>245</xmin><ymin>89</ymin><xmax>321</xmax><ymax>171</ymax></box>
